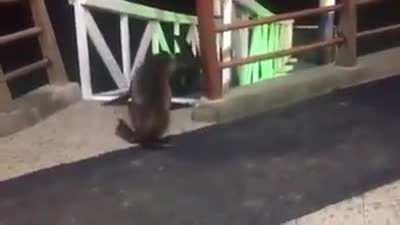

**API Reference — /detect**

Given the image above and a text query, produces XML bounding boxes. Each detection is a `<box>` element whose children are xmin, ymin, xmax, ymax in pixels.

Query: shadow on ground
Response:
<box><xmin>2</xmin><ymin>76</ymin><xmax>400</xmax><ymax>225</ymax></box>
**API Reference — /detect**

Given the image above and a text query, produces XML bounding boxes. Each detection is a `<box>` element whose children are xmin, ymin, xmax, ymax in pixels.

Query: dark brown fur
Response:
<box><xmin>115</xmin><ymin>54</ymin><xmax>176</xmax><ymax>149</ymax></box>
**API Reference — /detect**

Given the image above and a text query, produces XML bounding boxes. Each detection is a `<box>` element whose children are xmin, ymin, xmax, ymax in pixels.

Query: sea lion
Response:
<box><xmin>110</xmin><ymin>38</ymin><xmax>202</xmax><ymax>149</ymax></box>
<box><xmin>114</xmin><ymin>53</ymin><xmax>176</xmax><ymax>149</ymax></box>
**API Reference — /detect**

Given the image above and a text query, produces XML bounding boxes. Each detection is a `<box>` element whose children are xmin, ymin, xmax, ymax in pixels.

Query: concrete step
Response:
<box><xmin>0</xmin><ymin>82</ymin><xmax>81</xmax><ymax>137</ymax></box>
<box><xmin>192</xmin><ymin>47</ymin><xmax>400</xmax><ymax>123</ymax></box>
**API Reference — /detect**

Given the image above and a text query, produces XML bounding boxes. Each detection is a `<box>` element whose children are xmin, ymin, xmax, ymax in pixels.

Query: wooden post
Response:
<box><xmin>231</xmin><ymin>2</ymin><xmax>249</xmax><ymax>84</ymax></box>
<box><xmin>28</xmin><ymin>0</ymin><xmax>69</xmax><ymax>85</ymax></box>
<box><xmin>335</xmin><ymin>0</ymin><xmax>357</xmax><ymax>67</ymax></box>
<box><xmin>196</xmin><ymin>0</ymin><xmax>222</xmax><ymax>99</ymax></box>
<box><xmin>319</xmin><ymin>0</ymin><xmax>336</xmax><ymax>64</ymax></box>
<box><xmin>0</xmin><ymin>65</ymin><xmax>12</xmax><ymax>112</ymax></box>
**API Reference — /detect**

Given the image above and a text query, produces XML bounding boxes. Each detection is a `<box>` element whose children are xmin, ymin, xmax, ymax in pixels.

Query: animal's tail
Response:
<box><xmin>115</xmin><ymin>119</ymin><xmax>137</xmax><ymax>144</ymax></box>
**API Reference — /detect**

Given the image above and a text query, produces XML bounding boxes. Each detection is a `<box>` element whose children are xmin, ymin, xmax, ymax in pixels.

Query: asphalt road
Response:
<box><xmin>2</xmin><ymin>75</ymin><xmax>400</xmax><ymax>225</ymax></box>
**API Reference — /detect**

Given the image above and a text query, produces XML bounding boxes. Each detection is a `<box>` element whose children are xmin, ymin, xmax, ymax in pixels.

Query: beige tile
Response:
<box><xmin>364</xmin><ymin>181</ymin><xmax>400</xmax><ymax>204</ymax></box>
<box><xmin>363</xmin><ymin>199</ymin><xmax>400</xmax><ymax>225</ymax></box>
<box><xmin>281</xmin><ymin>220</ymin><xmax>297</xmax><ymax>225</ymax></box>
<box><xmin>363</xmin><ymin>182</ymin><xmax>400</xmax><ymax>225</ymax></box>
<box><xmin>297</xmin><ymin>197</ymin><xmax>364</xmax><ymax>225</ymax></box>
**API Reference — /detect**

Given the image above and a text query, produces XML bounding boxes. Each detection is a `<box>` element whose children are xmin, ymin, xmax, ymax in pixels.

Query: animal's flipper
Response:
<box><xmin>115</xmin><ymin>118</ymin><xmax>137</xmax><ymax>144</ymax></box>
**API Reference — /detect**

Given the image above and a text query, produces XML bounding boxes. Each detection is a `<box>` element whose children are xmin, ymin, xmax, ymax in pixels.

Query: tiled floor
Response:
<box><xmin>283</xmin><ymin>181</ymin><xmax>400</xmax><ymax>225</ymax></box>
<box><xmin>0</xmin><ymin>101</ymin><xmax>211</xmax><ymax>181</ymax></box>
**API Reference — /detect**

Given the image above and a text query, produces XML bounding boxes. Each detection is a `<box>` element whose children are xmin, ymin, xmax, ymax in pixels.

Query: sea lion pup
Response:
<box><xmin>114</xmin><ymin>53</ymin><xmax>177</xmax><ymax>149</ymax></box>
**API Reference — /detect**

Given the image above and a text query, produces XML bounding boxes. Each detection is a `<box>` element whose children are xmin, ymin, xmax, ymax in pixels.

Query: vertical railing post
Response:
<box><xmin>231</xmin><ymin>2</ymin><xmax>249</xmax><ymax>79</ymax></box>
<box><xmin>29</xmin><ymin>0</ymin><xmax>69</xmax><ymax>85</ymax></box>
<box><xmin>319</xmin><ymin>0</ymin><xmax>336</xmax><ymax>64</ymax></box>
<box><xmin>73</xmin><ymin>1</ymin><xmax>92</xmax><ymax>100</ymax></box>
<box><xmin>221</xmin><ymin>0</ymin><xmax>233</xmax><ymax>93</ymax></box>
<box><xmin>335</xmin><ymin>0</ymin><xmax>357</xmax><ymax>67</ymax></box>
<box><xmin>0</xmin><ymin>65</ymin><xmax>12</xmax><ymax>112</ymax></box>
<box><xmin>196</xmin><ymin>0</ymin><xmax>222</xmax><ymax>100</ymax></box>
<box><xmin>120</xmin><ymin>14</ymin><xmax>131</xmax><ymax>81</ymax></box>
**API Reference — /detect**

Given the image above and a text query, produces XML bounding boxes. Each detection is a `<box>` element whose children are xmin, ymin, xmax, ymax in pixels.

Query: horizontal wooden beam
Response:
<box><xmin>357</xmin><ymin>23</ymin><xmax>400</xmax><ymax>38</ymax></box>
<box><xmin>79</xmin><ymin>0</ymin><xmax>198</xmax><ymax>24</ymax></box>
<box><xmin>357</xmin><ymin>0</ymin><xmax>382</xmax><ymax>6</ymax></box>
<box><xmin>0</xmin><ymin>59</ymin><xmax>49</xmax><ymax>82</ymax></box>
<box><xmin>233</xmin><ymin>0</ymin><xmax>274</xmax><ymax>17</ymax></box>
<box><xmin>216</xmin><ymin>4</ymin><xmax>343</xmax><ymax>32</ymax></box>
<box><xmin>0</xmin><ymin>0</ymin><xmax>20</xmax><ymax>4</ymax></box>
<box><xmin>0</xmin><ymin>65</ymin><xmax>12</xmax><ymax>112</ymax></box>
<box><xmin>0</xmin><ymin>27</ymin><xmax>42</xmax><ymax>46</ymax></box>
<box><xmin>220</xmin><ymin>37</ymin><xmax>344</xmax><ymax>69</ymax></box>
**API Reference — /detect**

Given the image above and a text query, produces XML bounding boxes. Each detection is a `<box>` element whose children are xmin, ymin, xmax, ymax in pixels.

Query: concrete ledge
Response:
<box><xmin>0</xmin><ymin>82</ymin><xmax>81</xmax><ymax>137</ymax></box>
<box><xmin>192</xmin><ymin>47</ymin><xmax>400</xmax><ymax>123</ymax></box>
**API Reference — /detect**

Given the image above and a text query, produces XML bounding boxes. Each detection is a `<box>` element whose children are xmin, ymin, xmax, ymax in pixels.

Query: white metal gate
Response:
<box><xmin>70</xmin><ymin>0</ymin><xmax>200</xmax><ymax>104</ymax></box>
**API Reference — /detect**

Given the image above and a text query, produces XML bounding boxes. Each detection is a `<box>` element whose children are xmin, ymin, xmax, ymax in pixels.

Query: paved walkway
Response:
<box><xmin>0</xmin><ymin>102</ymin><xmax>211</xmax><ymax>181</ymax></box>
<box><xmin>1</xmin><ymin>77</ymin><xmax>400</xmax><ymax>225</ymax></box>
<box><xmin>286</xmin><ymin>180</ymin><xmax>400</xmax><ymax>225</ymax></box>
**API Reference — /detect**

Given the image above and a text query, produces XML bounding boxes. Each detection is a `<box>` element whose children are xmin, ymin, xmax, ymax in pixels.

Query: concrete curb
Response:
<box><xmin>0</xmin><ymin>82</ymin><xmax>81</xmax><ymax>137</ymax></box>
<box><xmin>192</xmin><ymin>47</ymin><xmax>400</xmax><ymax>123</ymax></box>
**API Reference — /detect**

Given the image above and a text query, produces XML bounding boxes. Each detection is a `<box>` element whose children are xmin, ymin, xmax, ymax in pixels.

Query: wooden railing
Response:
<box><xmin>196</xmin><ymin>0</ymin><xmax>400</xmax><ymax>99</ymax></box>
<box><xmin>70</xmin><ymin>0</ymin><xmax>294</xmax><ymax>104</ymax></box>
<box><xmin>0</xmin><ymin>0</ymin><xmax>68</xmax><ymax>112</ymax></box>
<box><xmin>228</xmin><ymin>0</ymin><xmax>295</xmax><ymax>87</ymax></box>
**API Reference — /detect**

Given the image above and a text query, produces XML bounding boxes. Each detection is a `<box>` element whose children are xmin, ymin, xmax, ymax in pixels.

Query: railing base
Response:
<box><xmin>0</xmin><ymin>83</ymin><xmax>81</xmax><ymax>137</ymax></box>
<box><xmin>192</xmin><ymin>47</ymin><xmax>400</xmax><ymax>123</ymax></box>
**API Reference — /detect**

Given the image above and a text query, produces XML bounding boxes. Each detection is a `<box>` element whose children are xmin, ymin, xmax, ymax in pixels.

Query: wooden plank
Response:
<box><xmin>335</xmin><ymin>0</ymin><xmax>357</xmax><ymax>67</ymax></box>
<box><xmin>173</xmin><ymin>23</ymin><xmax>180</xmax><ymax>54</ymax></box>
<box><xmin>0</xmin><ymin>27</ymin><xmax>42</xmax><ymax>46</ymax></box>
<box><xmin>171</xmin><ymin>97</ymin><xmax>197</xmax><ymax>105</ymax></box>
<box><xmin>129</xmin><ymin>22</ymin><xmax>156</xmax><ymax>80</ymax></box>
<box><xmin>357</xmin><ymin>0</ymin><xmax>382</xmax><ymax>6</ymax></box>
<box><xmin>0</xmin><ymin>65</ymin><xmax>12</xmax><ymax>112</ymax></box>
<box><xmin>0</xmin><ymin>0</ymin><xmax>19</xmax><ymax>4</ymax></box>
<box><xmin>185</xmin><ymin>25</ymin><xmax>200</xmax><ymax>56</ymax></box>
<box><xmin>84</xmin><ymin>10</ymin><xmax>128</xmax><ymax>89</ymax></box>
<box><xmin>90</xmin><ymin>94</ymin><xmax>197</xmax><ymax>105</ymax></box>
<box><xmin>222</xmin><ymin>0</ymin><xmax>233</xmax><ymax>93</ymax></box>
<box><xmin>28</xmin><ymin>0</ymin><xmax>69</xmax><ymax>85</ymax></box>
<box><xmin>214</xmin><ymin>0</ymin><xmax>222</xmax><ymax>61</ymax></box>
<box><xmin>73</xmin><ymin>2</ymin><xmax>92</xmax><ymax>99</ymax></box>
<box><xmin>196</xmin><ymin>0</ymin><xmax>222</xmax><ymax>99</ymax></box>
<box><xmin>221</xmin><ymin>37</ymin><xmax>343</xmax><ymax>69</ymax></box>
<box><xmin>232</xmin><ymin>0</ymin><xmax>295</xmax><ymax>69</ymax></box>
<box><xmin>97</xmin><ymin>88</ymin><xmax>129</xmax><ymax>96</ymax></box>
<box><xmin>357</xmin><ymin>24</ymin><xmax>400</xmax><ymax>39</ymax></box>
<box><xmin>232</xmin><ymin>8</ymin><xmax>250</xmax><ymax>82</ymax></box>
<box><xmin>120</xmin><ymin>14</ymin><xmax>131</xmax><ymax>80</ymax></box>
<box><xmin>1</xmin><ymin>59</ymin><xmax>49</xmax><ymax>82</ymax></box>
<box><xmin>216</xmin><ymin>4</ymin><xmax>343</xmax><ymax>32</ymax></box>
<box><xmin>81</xmin><ymin>0</ymin><xmax>198</xmax><ymax>24</ymax></box>
<box><xmin>281</xmin><ymin>21</ymin><xmax>295</xmax><ymax>65</ymax></box>
<box><xmin>319</xmin><ymin>0</ymin><xmax>336</xmax><ymax>64</ymax></box>
<box><xmin>233</xmin><ymin>0</ymin><xmax>274</xmax><ymax>17</ymax></box>
<box><xmin>233</xmin><ymin>0</ymin><xmax>293</xmax><ymax>28</ymax></box>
